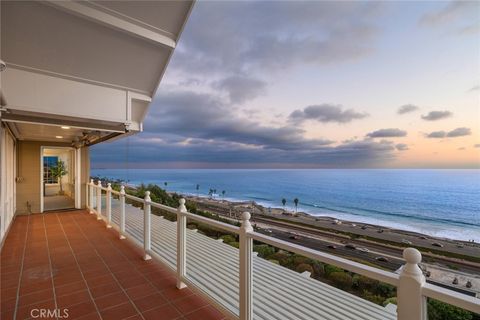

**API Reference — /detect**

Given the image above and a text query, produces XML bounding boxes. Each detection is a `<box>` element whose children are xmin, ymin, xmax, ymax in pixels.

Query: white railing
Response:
<box><xmin>86</xmin><ymin>181</ymin><xmax>480</xmax><ymax>320</ymax></box>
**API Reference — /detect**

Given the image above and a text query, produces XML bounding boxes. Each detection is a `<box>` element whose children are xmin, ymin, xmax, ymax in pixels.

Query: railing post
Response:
<box><xmin>176</xmin><ymin>198</ymin><xmax>187</xmax><ymax>289</ymax></box>
<box><xmin>119</xmin><ymin>185</ymin><xmax>126</xmax><ymax>240</ymax></box>
<box><xmin>397</xmin><ymin>248</ymin><xmax>427</xmax><ymax>320</ymax></box>
<box><xmin>143</xmin><ymin>191</ymin><xmax>152</xmax><ymax>260</ymax></box>
<box><xmin>239</xmin><ymin>212</ymin><xmax>253</xmax><ymax>320</ymax></box>
<box><xmin>96</xmin><ymin>180</ymin><xmax>102</xmax><ymax>220</ymax></box>
<box><xmin>106</xmin><ymin>183</ymin><xmax>112</xmax><ymax>228</ymax></box>
<box><xmin>89</xmin><ymin>179</ymin><xmax>94</xmax><ymax>214</ymax></box>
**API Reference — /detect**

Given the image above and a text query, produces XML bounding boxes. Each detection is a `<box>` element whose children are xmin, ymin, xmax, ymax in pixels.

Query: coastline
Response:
<box><xmin>180</xmin><ymin>193</ymin><xmax>480</xmax><ymax>258</ymax></box>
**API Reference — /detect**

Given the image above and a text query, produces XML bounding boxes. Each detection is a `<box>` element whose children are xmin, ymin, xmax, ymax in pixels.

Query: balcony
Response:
<box><xmin>0</xmin><ymin>211</ymin><xmax>224</xmax><ymax>320</ymax></box>
<box><xmin>1</xmin><ymin>180</ymin><xmax>479</xmax><ymax>320</ymax></box>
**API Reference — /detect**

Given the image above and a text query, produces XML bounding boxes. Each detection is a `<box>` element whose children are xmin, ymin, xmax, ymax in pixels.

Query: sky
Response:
<box><xmin>91</xmin><ymin>0</ymin><xmax>480</xmax><ymax>169</ymax></box>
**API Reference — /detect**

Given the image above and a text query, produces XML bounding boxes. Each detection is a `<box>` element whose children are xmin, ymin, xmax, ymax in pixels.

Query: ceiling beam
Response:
<box><xmin>44</xmin><ymin>0</ymin><xmax>176</xmax><ymax>49</ymax></box>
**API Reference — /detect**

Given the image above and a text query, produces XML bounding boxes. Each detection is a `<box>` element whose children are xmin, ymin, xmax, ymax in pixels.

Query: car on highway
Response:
<box><xmin>432</xmin><ymin>242</ymin><xmax>444</xmax><ymax>248</ymax></box>
<box><xmin>375</xmin><ymin>256</ymin><xmax>389</xmax><ymax>262</ymax></box>
<box><xmin>345</xmin><ymin>244</ymin><xmax>356</xmax><ymax>250</ymax></box>
<box><xmin>357</xmin><ymin>247</ymin><xmax>370</xmax><ymax>253</ymax></box>
<box><xmin>402</xmin><ymin>239</ymin><xmax>412</xmax><ymax>245</ymax></box>
<box><xmin>289</xmin><ymin>233</ymin><xmax>300</xmax><ymax>240</ymax></box>
<box><xmin>327</xmin><ymin>245</ymin><xmax>337</xmax><ymax>250</ymax></box>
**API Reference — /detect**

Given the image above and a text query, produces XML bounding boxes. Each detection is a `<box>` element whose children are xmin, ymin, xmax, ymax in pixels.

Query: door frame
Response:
<box><xmin>40</xmin><ymin>146</ymin><xmax>80</xmax><ymax>212</ymax></box>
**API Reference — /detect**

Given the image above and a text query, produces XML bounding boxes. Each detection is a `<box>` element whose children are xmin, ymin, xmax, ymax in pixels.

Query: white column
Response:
<box><xmin>143</xmin><ymin>191</ymin><xmax>152</xmax><ymax>260</ymax></box>
<box><xmin>176</xmin><ymin>198</ymin><xmax>187</xmax><ymax>289</ymax></box>
<box><xmin>96</xmin><ymin>180</ymin><xmax>102</xmax><ymax>220</ymax></box>
<box><xmin>119</xmin><ymin>185</ymin><xmax>126</xmax><ymax>240</ymax></box>
<box><xmin>397</xmin><ymin>248</ymin><xmax>427</xmax><ymax>320</ymax></box>
<box><xmin>239</xmin><ymin>212</ymin><xmax>253</xmax><ymax>320</ymax></box>
<box><xmin>89</xmin><ymin>179</ymin><xmax>94</xmax><ymax>214</ymax></box>
<box><xmin>106</xmin><ymin>183</ymin><xmax>112</xmax><ymax>228</ymax></box>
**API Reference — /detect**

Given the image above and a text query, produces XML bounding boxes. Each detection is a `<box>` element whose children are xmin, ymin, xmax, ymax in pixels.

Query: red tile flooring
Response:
<box><xmin>1</xmin><ymin>211</ymin><xmax>226</xmax><ymax>320</ymax></box>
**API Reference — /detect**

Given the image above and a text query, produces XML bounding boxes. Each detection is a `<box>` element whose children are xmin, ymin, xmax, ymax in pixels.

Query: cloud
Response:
<box><xmin>91</xmin><ymin>89</ymin><xmax>398</xmax><ymax>168</ymax></box>
<box><xmin>367</xmin><ymin>128</ymin><xmax>407</xmax><ymax>138</ymax></box>
<box><xmin>395</xmin><ymin>143</ymin><xmax>409</xmax><ymax>151</ymax></box>
<box><xmin>397</xmin><ymin>104</ymin><xmax>419</xmax><ymax>114</ymax></box>
<box><xmin>426</xmin><ymin>131</ymin><xmax>447</xmax><ymax>138</ymax></box>
<box><xmin>289</xmin><ymin>104</ymin><xmax>368</xmax><ymax>124</ymax></box>
<box><xmin>421</xmin><ymin>110</ymin><xmax>452</xmax><ymax>121</ymax></box>
<box><xmin>446</xmin><ymin>127</ymin><xmax>471</xmax><ymax>137</ymax></box>
<box><xmin>468</xmin><ymin>85</ymin><xmax>480</xmax><ymax>92</ymax></box>
<box><xmin>212</xmin><ymin>75</ymin><xmax>267</xmax><ymax>104</ymax></box>
<box><xmin>475</xmin><ymin>144</ymin><xmax>480</xmax><ymax>148</ymax></box>
<box><xmin>426</xmin><ymin>127</ymin><xmax>471</xmax><ymax>138</ymax></box>
<box><xmin>420</xmin><ymin>2</ymin><xmax>479</xmax><ymax>27</ymax></box>
<box><xmin>169</xmin><ymin>1</ymin><xmax>384</xmax><ymax>75</ymax></box>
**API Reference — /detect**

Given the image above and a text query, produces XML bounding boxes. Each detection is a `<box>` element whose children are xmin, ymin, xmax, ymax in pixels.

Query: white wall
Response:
<box><xmin>0</xmin><ymin>123</ymin><xmax>16</xmax><ymax>246</ymax></box>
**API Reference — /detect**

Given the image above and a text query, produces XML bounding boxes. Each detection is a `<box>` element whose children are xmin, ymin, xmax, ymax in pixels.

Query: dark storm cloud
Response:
<box><xmin>426</xmin><ymin>127</ymin><xmax>471</xmax><ymax>138</ymax></box>
<box><xmin>169</xmin><ymin>1</ymin><xmax>384</xmax><ymax>75</ymax></box>
<box><xmin>212</xmin><ymin>75</ymin><xmax>267</xmax><ymax>104</ymax></box>
<box><xmin>421</xmin><ymin>111</ymin><xmax>452</xmax><ymax>121</ymax></box>
<box><xmin>289</xmin><ymin>104</ymin><xmax>368</xmax><ymax>124</ymax></box>
<box><xmin>91</xmin><ymin>89</ymin><xmax>397</xmax><ymax>168</ymax></box>
<box><xmin>397</xmin><ymin>104</ymin><xmax>419</xmax><ymax>115</ymax></box>
<box><xmin>366</xmin><ymin>128</ymin><xmax>407</xmax><ymax>138</ymax></box>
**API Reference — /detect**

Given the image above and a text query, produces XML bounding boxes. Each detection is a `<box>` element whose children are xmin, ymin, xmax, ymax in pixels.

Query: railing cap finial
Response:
<box><xmin>97</xmin><ymin>180</ymin><xmax>102</xmax><ymax>186</ymax></box>
<box><xmin>107</xmin><ymin>182</ymin><xmax>112</xmax><ymax>190</ymax></box>
<box><xmin>241</xmin><ymin>211</ymin><xmax>251</xmax><ymax>221</ymax></box>
<box><xmin>403</xmin><ymin>247</ymin><xmax>421</xmax><ymax>264</ymax></box>
<box><xmin>90</xmin><ymin>178</ymin><xmax>94</xmax><ymax>184</ymax></box>
<box><xmin>144</xmin><ymin>191</ymin><xmax>151</xmax><ymax>202</ymax></box>
<box><xmin>120</xmin><ymin>185</ymin><xmax>125</xmax><ymax>194</ymax></box>
<box><xmin>179</xmin><ymin>198</ymin><xmax>186</xmax><ymax>205</ymax></box>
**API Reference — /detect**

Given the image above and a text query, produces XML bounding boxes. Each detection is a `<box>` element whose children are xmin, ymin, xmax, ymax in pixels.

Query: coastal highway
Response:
<box><xmin>251</xmin><ymin>216</ymin><xmax>480</xmax><ymax>275</ymax></box>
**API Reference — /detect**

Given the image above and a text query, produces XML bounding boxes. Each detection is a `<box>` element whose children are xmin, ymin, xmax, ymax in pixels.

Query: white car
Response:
<box><xmin>357</xmin><ymin>247</ymin><xmax>370</xmax><ymax>253</ymax></box>
<box><xmin>402</xmin><ymin>239</ymin><xmax>412</xmax><ymax>245</ymax></box>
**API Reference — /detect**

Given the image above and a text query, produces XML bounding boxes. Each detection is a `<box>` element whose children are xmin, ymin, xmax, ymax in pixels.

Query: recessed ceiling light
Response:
<box><xmin>55</xmin><ymin>136</ymin><xmax>63</xmax><ymax>139</ymax></box>
<box><xmin>61</xmin><ymin>126</ymin><xmax>71</xmax><ymax>129</ymax></box>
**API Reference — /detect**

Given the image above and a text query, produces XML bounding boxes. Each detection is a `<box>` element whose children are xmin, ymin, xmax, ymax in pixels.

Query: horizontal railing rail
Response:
<box><xmin>250</xmin><ymin>232</ymin><xmax>399</xmax><ymax>286</ymax></box>
<box><xmin>86</xmin><ymin>180</ymin><xmax>480</xmax><ymax>319</ymax></box>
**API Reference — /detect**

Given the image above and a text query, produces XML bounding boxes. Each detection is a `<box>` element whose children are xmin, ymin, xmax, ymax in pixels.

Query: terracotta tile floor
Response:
<box><xmin>1</xmin><ymin>211</ymin><xmax>226</xmax><ymax>320</ymax></box>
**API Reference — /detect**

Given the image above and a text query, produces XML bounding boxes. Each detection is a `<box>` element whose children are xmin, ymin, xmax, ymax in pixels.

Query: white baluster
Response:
<box><xmin>106</xmin><ymin>183</ymin><xmax>112</xmax><ymax>228</ymax></box>
<box><xmin>176</xmin><ymin>198</ymin><xmax>187</xmax><ymax>289</ymax></box>
<box><xmin>397</xmin><ymin>248</ymin><xmax>427</xmax><ymax>320</ymax></box>
<box><xmin>119</xmin><ymin>185</ymin><xmax>126</xmax><ymax>240</ymax></box>
<box><xmin>239</xmin><ymin>212</ymin><xmax>253</xmax><ymax>320</ymax></box>
<box><xmin>89</xmin><ymin>179</ymin><xmax>94</xmax><ymax>214</ymax></box>
<box><xmin>96</xmin><ymin>180</ymin><xmax>102</xmax><ymax>220</ymax></box>
<box><xmin>143</xmin><ymin>191</ymin><xmax>152</xmax><ymax>260</ymax></box>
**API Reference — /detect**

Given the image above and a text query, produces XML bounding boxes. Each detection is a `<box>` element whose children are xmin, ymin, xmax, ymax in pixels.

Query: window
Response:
<box><xmin>44</xmin><ymin>156</ymin><xmax>58</xmax><ymax>184</ymax></box>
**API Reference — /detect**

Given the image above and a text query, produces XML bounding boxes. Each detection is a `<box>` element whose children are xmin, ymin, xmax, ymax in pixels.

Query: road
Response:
<box><xmin>251</xmin><ymin>216</ymin><xmax>480</xmax><ymax>275</ymax></box>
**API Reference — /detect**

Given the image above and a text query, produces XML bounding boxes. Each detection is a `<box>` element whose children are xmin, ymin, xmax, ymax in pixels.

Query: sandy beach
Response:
<box><xmin>182</xmin><ymin>194</ymin><xmax>480</xmax><ymax>260</ymax></box>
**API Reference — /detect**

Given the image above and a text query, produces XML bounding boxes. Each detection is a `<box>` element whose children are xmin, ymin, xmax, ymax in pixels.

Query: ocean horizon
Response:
<box><xmin>91</xmin><ymin>168</ymin><xmax>480</xmax><ymax>242</ymax></box>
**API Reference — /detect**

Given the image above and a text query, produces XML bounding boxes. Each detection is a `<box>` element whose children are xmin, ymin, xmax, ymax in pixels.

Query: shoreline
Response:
<box><xmin>179</xmin><ymin>193</ymin><xmax>480</xmax><ymax>257</ymax></box>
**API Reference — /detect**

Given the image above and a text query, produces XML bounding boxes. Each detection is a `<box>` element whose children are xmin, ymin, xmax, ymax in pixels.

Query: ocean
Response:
<box><xmin>91</xmin><ymin>169</ymin><xmax>480</xmax><ymax>242</ymax></box>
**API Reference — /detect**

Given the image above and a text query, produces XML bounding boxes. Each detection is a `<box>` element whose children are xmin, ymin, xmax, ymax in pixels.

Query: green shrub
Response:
<box><xmin>428</xmin><ymin>299</ymin><xmax>473</xmax><ymax>320</ymax></box>
<box><xmin>296</xmin><ymin>263</ymin><xmax>314</xmax><ymax>275</ymax></box>
<box><xmin>324</xmin><ymin>264</ymin><xmax>343</xmax><ymax>277</ymax></box>
<box><xmin>383</xmin><ymin>297</ymin><xmax>397</xmax><ymax>307</ymax></box>
<box><xmin>329</xmin><ymin>271</ymin><xmax>353</xmax><ymax>290</ymax></box>
<box><xmin>220</xmin><ymin>235</ymin><xmax>237</xmax><ymax>244</ymax></box>
<box><xmin>253</xmin><ymin>244</ymin><xmax>276</xmax><ymax>259</ymax></box>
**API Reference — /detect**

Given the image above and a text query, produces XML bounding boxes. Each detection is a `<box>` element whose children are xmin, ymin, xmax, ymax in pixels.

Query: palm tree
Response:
<box><xmin>293</xmin><ymin>198</ymin><xmax>299</xmax><ymax>213</ymax></box>
<box><xmin>221</xmin><ymin>190</ymin><xmax>226</xmax><ymax>201</ymax></box>
<box><xmin>208</xmin><ymin>188</ymin><xmax>213</xmax><ymax>199</ymax></box>
<box><xmin>196</xmin><ymin>184</ymin><xmax>200</xmax><ymax>197</ymax></box>
<box><xmin>213</xmin><ymin>189</ymin><xmax>217</xmax><ymax>199</ymax></box>
<box><xmin>50</xmin><ymin>160</ymin><xmax>68</xmax><ymax>195</ymax></box>
<box><xmin>164</xmin><ymin>182</ymin><xmax>168</xmax><ymax>190</ymax></box>
<box><xmin>281</xmin><ymin>198</ymin><xmax>287</xmax><ymax>212</ymax></box>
